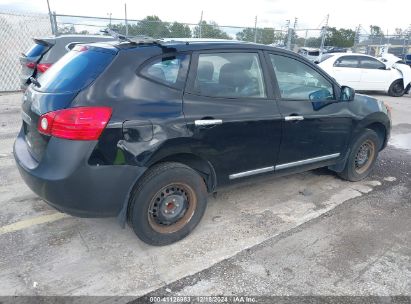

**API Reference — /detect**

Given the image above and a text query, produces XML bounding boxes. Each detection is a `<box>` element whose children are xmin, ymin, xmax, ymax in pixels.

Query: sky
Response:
<box><xmin>0</xmin><ymin>0</ymin><xmax>410</xmax><ymax>34</ymax></box>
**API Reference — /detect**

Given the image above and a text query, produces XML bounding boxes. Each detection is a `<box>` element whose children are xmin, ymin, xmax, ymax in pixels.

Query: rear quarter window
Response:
<box><xmin>139</xmin><ymin>54</ymin><xmax>190</xmax><ymax>90</ymax></box>
<box><xmin>36</xmin><ymin>49</ymin><xmax>114</xmax><ymax>93</ymax></box>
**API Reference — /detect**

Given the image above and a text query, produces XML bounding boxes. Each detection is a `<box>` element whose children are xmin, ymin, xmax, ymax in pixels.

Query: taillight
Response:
<box><xmin>26</xmin><ymin>62</ymin><xmax>36</xmax><ymax>69</ymax></box>
<box><xmin>37</xmin><ymin>63</ymin><xmax>52</xmax><ymax>73</ymax></box>
<box><xmin>38</xmin><ymin>107</ymin><xmax>112</xmax><ymax>140</ymax></box>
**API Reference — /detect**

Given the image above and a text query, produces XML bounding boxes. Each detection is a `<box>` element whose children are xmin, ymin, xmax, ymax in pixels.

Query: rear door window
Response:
<box><xmin>333</xmin><ymin>56</ymin><xmax>360</xmax><ymax>68</ymax></box>
<box><xmin>36</xmin><ymin>49</ymin><xmax>114</xmax><ymax>93</ymax></box>
<box><xmin>193</xmin><ymin>52</ymin><xmax>266</xmax><ymax>98</ymax></box>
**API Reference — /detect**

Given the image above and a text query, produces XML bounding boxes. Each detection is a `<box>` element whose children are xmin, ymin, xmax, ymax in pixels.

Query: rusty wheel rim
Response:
<box><xmin>354</xmin><ymin>139</ymin><xmax>375</xmax><ymax>175</ymax></box>
<box><xmin>148</xmin><ymin>183</ymin><xmax>197</xmax><ymax>234</ymax></box>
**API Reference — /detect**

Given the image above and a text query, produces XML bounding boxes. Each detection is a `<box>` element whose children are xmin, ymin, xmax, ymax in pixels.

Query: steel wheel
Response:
<box><xmin>354</xmin><ymin>139</ymin><xmax>376</xmax><ymax>175</ymax></box>
<box><xmin>148</xmin><ymin>183</ymin><xmax>197</xmax><ymax>234</ymax></box>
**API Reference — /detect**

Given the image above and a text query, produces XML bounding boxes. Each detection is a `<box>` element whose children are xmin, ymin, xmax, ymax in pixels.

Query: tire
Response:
<box><xmin>128</xmin><ymin>162</ymin><xmax>208</xmax><ymax>246</ymax></box>
<box><xmin>388</xmin><ymin>79</ymin><xmax>405</xmax><ymax>97</ymax></box>
<box><xmin>338</xmin><ymin>129</ymin><xmax>380</xmax><ymax>182</ymax></box>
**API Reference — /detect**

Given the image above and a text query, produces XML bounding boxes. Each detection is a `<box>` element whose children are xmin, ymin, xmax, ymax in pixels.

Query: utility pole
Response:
<box><xmin>107</xmin><ymin>12</ymin><xmax>112</xmax><ymax>28</ymax></box>
<box><xmin>354</xmin><ymin>24</ymin><xmax>361</xmax><ymax>52</ymax></box>
<box><xmin>254</xmin><ymin>16</ymin><xmax>258</xmax><ymax>43</ymax></box>
<box><xmin>285</xmin><ymin>19</ymin><xmax>291</xmax><ymax>50</ymax></box>
<box><xmin>287</xmin><ymin>18</ymin><xmax>297</xmax><ymax>50</ymax></box>
<box><xmin>319</xmin><ymin>14</ymin><xmax>329</xmax><ymax>53</ymax></box>
<box><xmin>124</xmin><ymin>3</ymin><xmax>128</xmax><ymax>37</ymax></box>
<box><xmin>46</xmin><ymin>0</ymin><xmax>55</xmax><ymax>35</ymax></box>
<box><xmin>303</xmin><ymin>29</ymin><xmax>308</xmax><ymax>47</ymax></box>
<box><xmin>199</xmin><ymin>10</ymin><xmax>203</xmax><ymax>38</ymax></box>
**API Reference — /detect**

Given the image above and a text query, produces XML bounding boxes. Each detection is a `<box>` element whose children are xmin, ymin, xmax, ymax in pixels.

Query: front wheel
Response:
<box><xmin>388</xmin><ymin>79</ymin><xmax>405</xmax><ymax>97</ymax></box>
<box><xmin>128</xmin><ymin>162</ymin><xmax>208</xmax><ymax>246</ymax></box>
<box><xmin>338</xmin><ymin>129</ymin><xmax>380</xmax><ymax>182</ymax></box>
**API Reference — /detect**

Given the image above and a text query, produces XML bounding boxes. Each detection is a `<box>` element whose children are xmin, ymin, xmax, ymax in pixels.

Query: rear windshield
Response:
<box><xmin>36</xmin><ymin>49</ymin><xmax>114</xmax><ymax>93</ymax></box>
<box><xmin>25</xmin><ymin>43</ymin><xmax>48</xmax><ymax>58</ymax></box>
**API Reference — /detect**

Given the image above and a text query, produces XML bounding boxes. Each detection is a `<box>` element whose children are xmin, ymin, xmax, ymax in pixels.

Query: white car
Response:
<box><xmin>318</xmin><ymin>53</ymin><xmax>411</xmax><ymax>97</ymax></box>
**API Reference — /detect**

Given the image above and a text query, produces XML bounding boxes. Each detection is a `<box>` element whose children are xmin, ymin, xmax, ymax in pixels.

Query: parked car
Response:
<box><xmin>14</xmin><ymin>39</ymin><xmax>391</xmax><ymax>245</ymax></box>
<box><xmin>298</xmin><ymin>47</ymin><xmax>321</xmax><ymax>62</ymax></box>
<box><xmin>19</xmin><ymin>34</ymin><xmax>114</xmax><ymax>89</ymax></box>
<box><xmin>319</xmin><ymin>53</ymin><xmax>411</xmax><ymax>96</ymax></box>
<box><xmin>324</xmin><ymin>46</ymin><xmax>348</xmax><ymax>53</ymax></box>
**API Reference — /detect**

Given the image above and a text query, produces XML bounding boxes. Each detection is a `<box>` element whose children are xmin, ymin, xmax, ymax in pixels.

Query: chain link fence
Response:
<box><xmin>355</xmin><ymin>34</ymin><xmax>411</xmax><ymax>57</ymax></box>
<box><xmin>0</xmin><ymin>12</ymin><xmax>52</xmax><ymax>92</ymax></box>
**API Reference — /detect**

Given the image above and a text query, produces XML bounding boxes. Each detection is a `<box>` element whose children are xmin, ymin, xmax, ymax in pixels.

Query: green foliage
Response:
<box><xmin>305</xmin><ymin>37</ymin><xmax>322</xmax><ymax>48</ymax></box>
<box><xmin>325</xmin><ymin>27</ymin><xmax>355</xmax><ymax>47</ymax></box>
<box><xmin>58</xmin><ymin>25</ymin><xmax>76</xmax><ymax>34</ymax></box>
<box><xmin>370</xmin><ymin>25</ymin><xmax>384</xmax><ymax>37</ymax></box>
<box><xmin>169</xmin><ymin>22</ymin><xmax>191</xmax><ymax>38</ymax></box>
<box><xmin>110</xmin><ymin>16</ymin><xmax>192</xmax><ymax>38</ymax></box>
<box><xmin>236</xmin><ymin>27</ymin><xmax>285</xmax><ymax>45</ymax></box>
<box><xmin>193</xmin><ymin>21</ymin><xmax>231</xmax><ymax>39</ymax></box>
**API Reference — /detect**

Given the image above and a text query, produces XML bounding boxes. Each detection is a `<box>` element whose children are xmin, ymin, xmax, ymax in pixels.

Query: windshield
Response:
<box><xmin>36</xmin><ymin>49</ymin><xmax>114</xmax><ymax>93</ymax></box>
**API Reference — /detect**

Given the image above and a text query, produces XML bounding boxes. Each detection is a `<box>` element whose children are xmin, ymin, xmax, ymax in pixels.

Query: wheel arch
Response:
<box><xmin>151</xmin><ymin>153</ymin><xmax>218</xmax><ymax>193</ymax></box>
<box><xmin>364</xmin><ymin>121</ymin><xmax>387</xmax><ymax>150</ymax></box>
<box><xmin>329</xmin><ymin>120</ymin><xmax>388</xmax><ymax>173</ymax></box>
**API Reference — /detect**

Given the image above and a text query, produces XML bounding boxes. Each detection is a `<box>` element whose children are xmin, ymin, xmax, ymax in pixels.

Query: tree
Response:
<box><xmin>58</xmin><ymin>25</ymin><xmax>76</xmax><ymax>34</ymax></box>
<box><xmin>136</xmin><ymin>15</ymin><xmax>170</xmax><ymax>38</ymax></box>
<box><xmin>305</xmin><ymin>37</ymin><xmax>322</xmax><ymax>48</ymax></box>
<box><xmin>110</xmin><ymin>15</ymin><xmax>170</xmax><ymax>38</ymax></box>
<box><xmin>169</xmin><ymin>22</ymin><xmax>191</xmax><ymax>38</ymax></box>
<box><xmin>370</xmin><ymin>25</ymin><xmax>384</xmax><ymax>37</ymax></box>
<box><xmin>394</xmin><ymin>28</ymin><xmax>403</xmax><ymax>38</ymax></box>
<box><xmin>325</xmin><ymin>27</ymin><xmax>355</xmax><ymax>47</ymax></box>
<box><xmin>236</xmin><ymin>27</ymin><xmax>285</xmax><ymax>45</ymax></box>
<box><xmin>193</xmin><ymin>21</ymin><xmax>231</xmax><ymax>39</ymax></box>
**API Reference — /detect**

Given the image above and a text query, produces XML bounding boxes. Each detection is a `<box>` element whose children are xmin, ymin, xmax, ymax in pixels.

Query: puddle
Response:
<box><xmin>389</xmin><ymin>133</ymin><xmax>411</xmax><ymax>153</ymax></box>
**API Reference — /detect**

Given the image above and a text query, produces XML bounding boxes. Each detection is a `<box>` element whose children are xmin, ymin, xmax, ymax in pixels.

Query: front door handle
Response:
<box><xmin>284</xmin><ymin>116</ymin><xmax>304</xmax><ymax>121</ymax></box>
<box><xmin>194</xmin><ymin>119</ymin><xmax>223</xmax><ymax>126</ymax></box>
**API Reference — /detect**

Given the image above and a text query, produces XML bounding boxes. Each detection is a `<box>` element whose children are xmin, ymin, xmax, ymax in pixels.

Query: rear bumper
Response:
<box><xmin>13</xmin><ymin>129</ymin><xmax>145</xmax><ymax>217</ymax></box>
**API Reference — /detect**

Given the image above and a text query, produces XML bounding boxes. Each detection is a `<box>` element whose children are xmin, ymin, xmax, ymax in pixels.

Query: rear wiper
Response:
<box><xmin>29</xmin><ymin>76</ymin><xmax>41</xmax><ymax>88</ymax></box>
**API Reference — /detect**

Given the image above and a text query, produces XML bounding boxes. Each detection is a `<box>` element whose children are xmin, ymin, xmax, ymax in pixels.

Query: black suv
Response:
<box><xmin>14</xmin><ymin>39</ymin><xmax>391</xmax><ymax>245</ymax></box>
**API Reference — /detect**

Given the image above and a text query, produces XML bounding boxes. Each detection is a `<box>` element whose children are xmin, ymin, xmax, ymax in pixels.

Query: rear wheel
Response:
<box><xmin>128</xmin><ymin>162</ymin><xmax>208</xmax><ymax>246</ymax></box>
<box><xmin>388</xmin><ymin>79</ymin><xmax>405</xmax><ymax>97</ymax></box>
<box><xmin>338</xmin><ymin>129</ymin><xmax>380</xmax><ymax>181</ymax></box>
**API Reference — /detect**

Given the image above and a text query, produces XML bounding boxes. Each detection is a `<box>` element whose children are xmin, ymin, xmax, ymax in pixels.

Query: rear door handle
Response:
<box><xmin>194</xmin><ymin>119</ymin><xmax>223</xmax><ymax>126</ymax></box>
<box><xmin>284</xmin><ymin>116</ymin><xmax>304</xmax><ymax>121</ymax></box>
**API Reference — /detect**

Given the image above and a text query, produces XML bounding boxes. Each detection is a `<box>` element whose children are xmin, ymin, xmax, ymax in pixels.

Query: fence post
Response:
<box><xmin>52</xmin><ymin>12</ymin><xmax>58</xmax><ymax>35</ymax></box>
<box><xmin>46</xmin><ymin>0</ymin><xmax>55</xmax><ymax>35</ymax></box>
<box><xmin>124</xmin><ymin>3</ymin><xmax>128</xmax><ymax>36</ymax></box>
<box><xmin>319</xmin><ymin>14</ymin><xmax>329</xmax><ymax>52</ymax></box>
<box><xmin>199</xmin><ymin>11</ymin><xmax>203</xmax><ymax>38</ymax></box>
<box><xmin>254</xmin><ymin>16</ymin><xmax>258</xmax><ymax>43</ymax></box>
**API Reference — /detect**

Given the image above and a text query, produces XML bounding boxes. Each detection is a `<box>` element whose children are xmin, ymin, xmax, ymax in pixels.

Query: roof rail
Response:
<box><xmin>101</xmin><ymin>28</ymin><xmax>162</xmax><ymax>45</ymax></box>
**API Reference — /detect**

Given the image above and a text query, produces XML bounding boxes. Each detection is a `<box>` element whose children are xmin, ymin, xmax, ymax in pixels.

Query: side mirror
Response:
<box><xmin>341</xmin><ymin>86</ymin><xmax>355</xmax><ymax>101</ymax></box>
